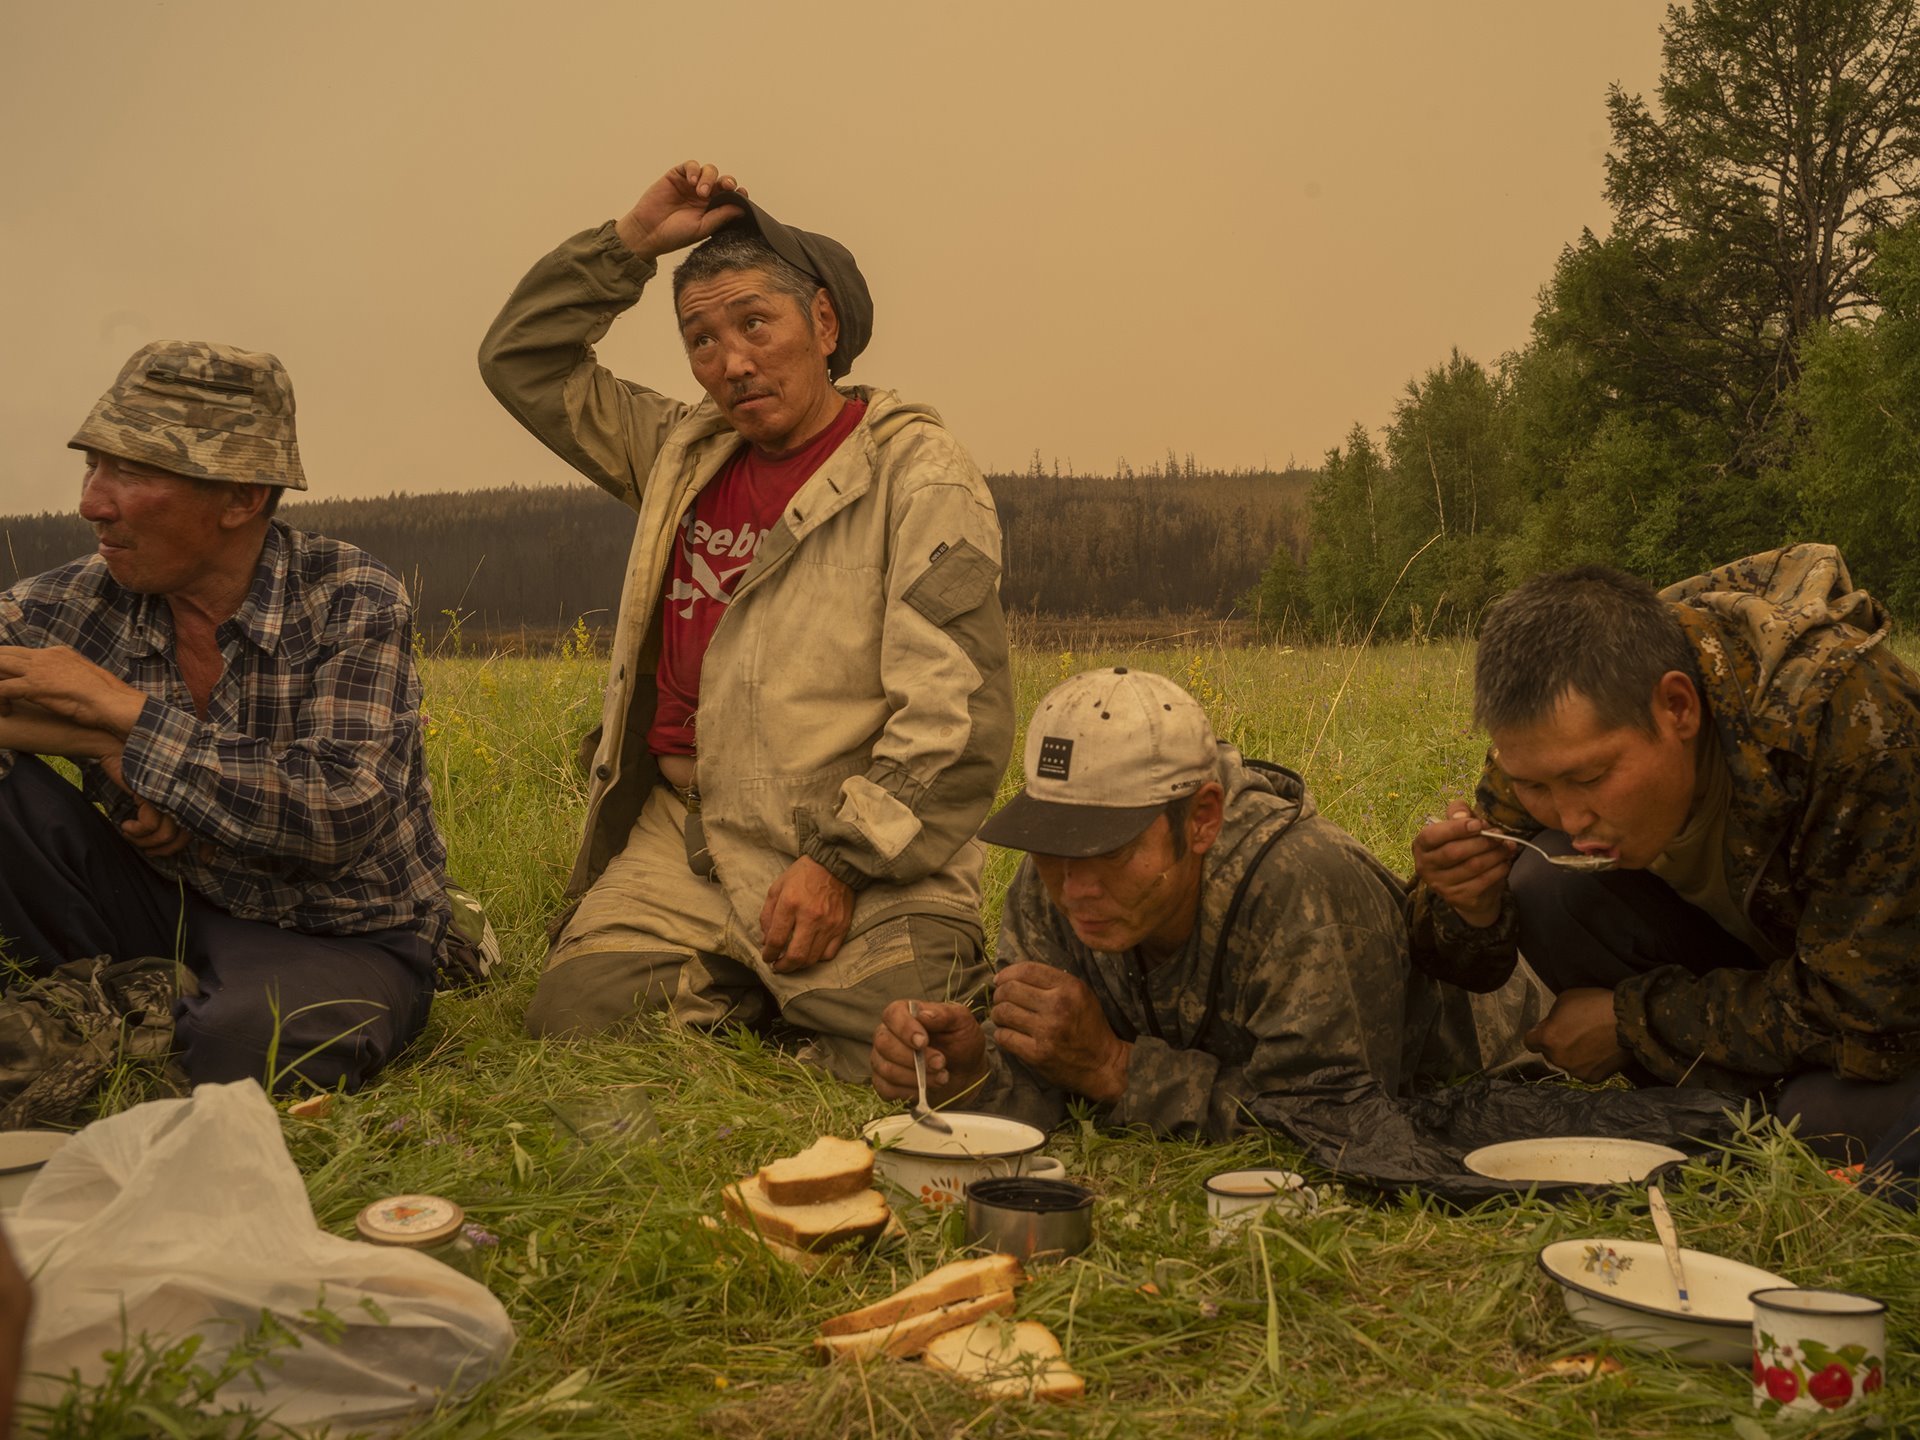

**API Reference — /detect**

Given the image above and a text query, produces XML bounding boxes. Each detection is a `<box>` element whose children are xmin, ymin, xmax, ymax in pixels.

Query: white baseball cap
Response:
<box><xmin>978</xmin><ymin>667</ymin><xmax>1220</xmax><ymax>856</ymax></box>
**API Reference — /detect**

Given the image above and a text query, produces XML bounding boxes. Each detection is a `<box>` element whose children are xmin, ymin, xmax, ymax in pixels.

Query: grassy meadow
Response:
<box><xmin>37</xmin><ymin>639</ymin><xmax>1920</xmax><ymax>1438</ymax></box>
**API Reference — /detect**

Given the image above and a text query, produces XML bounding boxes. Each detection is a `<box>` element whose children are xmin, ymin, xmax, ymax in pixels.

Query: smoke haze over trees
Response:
<box><xmin>16</xmin><ymin>5</ymin><xmax>1915</xmax><ymax>647</ymax></box>
<box><xmin>3</xmin><ymin>461</ymin><xmax>1312</xmax><ymax>645</ymax></box>
<box><xmin>1251</xmin><ymin>0</ymin><xmax>1920</xmax><ymax>641</ymax></box>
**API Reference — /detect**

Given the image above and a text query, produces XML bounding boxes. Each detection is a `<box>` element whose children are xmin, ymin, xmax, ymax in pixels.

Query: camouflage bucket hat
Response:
<box><xmin>68</xmin><ymin>340</ymin><xmax>308</xmax><ymax>490</ymax></box>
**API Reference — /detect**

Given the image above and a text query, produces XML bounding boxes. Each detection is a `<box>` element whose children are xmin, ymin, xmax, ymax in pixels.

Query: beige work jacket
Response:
<box><xmin>479</xmin><ymin>224</ymin><xmax>1013</xmax><ymax>945</ymax></box>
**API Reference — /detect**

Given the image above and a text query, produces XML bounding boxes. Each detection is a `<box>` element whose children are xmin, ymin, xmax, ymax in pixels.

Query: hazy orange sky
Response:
<box><xmin>1</xmin><ymin>1</ymin><xmax>1673</xmax><ymax>516</ymax></box>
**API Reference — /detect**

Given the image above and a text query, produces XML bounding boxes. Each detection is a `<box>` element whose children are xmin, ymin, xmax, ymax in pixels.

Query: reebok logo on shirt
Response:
<box><xmin>666</xmin><ymin>513</ymin><xmax>768</xmax><ymax>620</ymax></box>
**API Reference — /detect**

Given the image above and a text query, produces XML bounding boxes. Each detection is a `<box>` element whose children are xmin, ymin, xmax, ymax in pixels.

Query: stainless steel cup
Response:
<box><xmin>964</xmin><ymin>1176</ymin><xmax>1094</xmax><ymax>1262</ymax></box>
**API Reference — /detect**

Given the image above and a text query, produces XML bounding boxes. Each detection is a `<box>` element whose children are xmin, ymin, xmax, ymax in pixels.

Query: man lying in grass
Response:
<box><xmin>870</xmin><ymin>667</ymin><xmax>1491</xmax><ymax>1141</ymax></box>
<box><xmin>1411</xmin><ymin>546</ymin><xmax>1920</xmax><ymax>1163</ymax></box>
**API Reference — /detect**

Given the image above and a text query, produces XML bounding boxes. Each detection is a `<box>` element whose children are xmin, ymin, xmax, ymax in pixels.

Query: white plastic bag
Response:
<box><xmin>13</xmin><ymin>1080</ymin><xmax>514</xmax><ymax>1428</ymax></box>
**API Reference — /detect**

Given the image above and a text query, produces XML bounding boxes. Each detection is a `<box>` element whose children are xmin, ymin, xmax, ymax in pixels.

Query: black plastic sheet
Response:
<box><xmin>1251</xmin><ymin>1077</ymin><xmax>1745</xmax><ymax>1206</ymax></box>
<box><xmin>1860</xmin><ymin>1093</ymin><xmax>1920</xmax><ymax>1212</ymax></box>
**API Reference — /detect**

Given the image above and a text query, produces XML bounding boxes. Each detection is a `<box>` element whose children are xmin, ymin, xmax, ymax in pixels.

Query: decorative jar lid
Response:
<box><xmin>355</xmin><ymin>1193</ymin><xmax>464</xmax><ymax>1247</ymax></box>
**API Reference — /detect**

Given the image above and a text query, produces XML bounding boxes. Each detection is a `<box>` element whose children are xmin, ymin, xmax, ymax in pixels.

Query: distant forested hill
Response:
<box><xmin>2</xmin><ymin>462</ymin><xmax>1310</xmax><ymax>644</ymax></box>
<box><xmin>995</xmin><ymin>465</ymin><xmax>1308</xmax><ymax>614</ymax></box>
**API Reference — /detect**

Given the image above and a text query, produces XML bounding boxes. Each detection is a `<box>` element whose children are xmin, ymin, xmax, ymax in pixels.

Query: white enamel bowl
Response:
<box><xmin>1464</xmin><ymin>1137</ymin><xmax>1688</xmax><ymax>1186</ymax></box>
<box><xmin>1538</xmin><ymin>1237</ymin><xmax>1795</xmax><ymax>1366</ymax></box>
<box><xmin>0</xmin><ymin>1131</ymin><xmax>68</xmax><ymax>1210</ymax></box>
<box><xmin>861</xmin><ymin>1112</ymin><xmax>1063</xmax><ymax>1208</ymax></box>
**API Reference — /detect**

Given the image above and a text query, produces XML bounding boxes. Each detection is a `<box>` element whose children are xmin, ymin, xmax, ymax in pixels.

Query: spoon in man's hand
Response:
<box><xmin>1422</xmin><ymin>816</ymin><xmax>1618</xmax><ymax>873</ymax></box>
<box><xmin>906</xmin><ymin>1000</ymin><xmax>954</xmax><ymax>1135</ymax></box>
<box><xmin>1477</xmin><ymin>828</ymin><xmax>1619</xmax><ymax>873</ymax></box>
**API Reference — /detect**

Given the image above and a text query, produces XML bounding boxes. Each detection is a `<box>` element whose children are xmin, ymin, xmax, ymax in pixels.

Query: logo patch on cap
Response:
<box><xmin>1036</xmin><ymin>736</ymin><xmax>1073</xmax><ymax>781</ymax></box>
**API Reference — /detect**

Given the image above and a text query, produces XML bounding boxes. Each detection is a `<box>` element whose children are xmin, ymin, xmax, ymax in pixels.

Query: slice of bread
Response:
<box><xmin>759</xmin><ymin>1136</ymin><xmax>874</xmax><ymax>1206</ymax></box>
<box><xmin>812</xmin><ymin>1288</ymin><xmax>1016</xmax><ymax>1363</ymax></box>
<box><xmin>923</xmin><ymin>1318</ymin><xmax>1085</xmax><ymax>1401</ymax></box>
<box><xmin>817</xmin><ymin>1254</ymin><xmax>1026</xmax><ymax>1338</ymax></box>
<box><xmin>698</xmin><ymin>1214</ymin><xmax>847</xmax><ymax>1274</ymax></box>
<box><xmin>721</xmin><ymin>1175</ymin><xmax>890</xmax><ymax>1252</ymax></box>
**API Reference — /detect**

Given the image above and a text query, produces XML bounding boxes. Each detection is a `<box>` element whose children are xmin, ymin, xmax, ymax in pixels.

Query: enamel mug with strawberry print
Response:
<box><xmin>1750</xmin><ymin>1287</ymin><xmax>1887</xmax><ymax>1416</ymax></box>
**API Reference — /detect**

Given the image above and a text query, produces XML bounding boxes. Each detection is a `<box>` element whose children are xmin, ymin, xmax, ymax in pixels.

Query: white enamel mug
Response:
<box><xmin>1750</xmin><ymin>1287</ymin><xmax>1887</xmax><ymax>1416</ymax></box>
<box><xmin>1204</xmin><ymin>1167</ymin><xmax>1317</xmax><ymax>1242</ymax></box>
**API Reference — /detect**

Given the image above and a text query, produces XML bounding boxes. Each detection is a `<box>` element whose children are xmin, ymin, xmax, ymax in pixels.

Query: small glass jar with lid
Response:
<box><xmin>355</xmin><ymin>1193</ymin><xmax>487</xmax><ymax>1278</ymax></box>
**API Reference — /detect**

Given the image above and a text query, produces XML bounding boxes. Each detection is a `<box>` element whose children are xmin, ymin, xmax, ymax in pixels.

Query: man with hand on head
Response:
<box><xmin>1409</xmin><ymin>549</ymin><xmax>1920</xmax><ymax>1158</ymax></box>
<box><xmin>0</xmin><ymin>342</ymin><xmax>447</xmax><ymax>1093</ymax></box>
<box><xmin>870</xmin><ymin>668</ymin><xmax>1487</xmax><ymax>1141</ymax></box>
<box><xmin>479</xmin><ymin>162</ymin><xmax>1011</xmax><ymax>1079</ymax></box>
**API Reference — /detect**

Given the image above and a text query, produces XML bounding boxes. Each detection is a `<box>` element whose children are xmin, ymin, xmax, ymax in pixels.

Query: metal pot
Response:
<box><xmin>964</xmin><ymin>1176</ymin><xmax>1094</xmax><ymax>1262</ymax></box>
<box><xmin>862</xmin><ymin>1112</ymin><xmax>1064</xmax><ymax>1209</ymax></box>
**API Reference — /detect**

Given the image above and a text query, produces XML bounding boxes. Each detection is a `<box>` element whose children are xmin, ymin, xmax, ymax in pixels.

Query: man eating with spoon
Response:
<box><xmin>1410</xmin><ymin>548</ymin><xmax>1920</xmax><ymax>1160</ymax></box>
<box><xmin>871</xmin><ymin>667</ymin><xmax>1494</xmax><ymax>1141</ymax></box>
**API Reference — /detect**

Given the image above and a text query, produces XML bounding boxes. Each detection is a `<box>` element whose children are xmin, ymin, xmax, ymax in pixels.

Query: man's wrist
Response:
<box><xmin>801</xmin><ymin>835</ymin><xmax>870</xmax><ymax>892</ymax></box>
<box><xmin>101</xmin><ymin>687</ymin><xmax>146</xmax><ymax>741</ymax></box>
<box><xmin>613</xmin><ymin>213</ymin><xmax>654</xmax><ymax>261</ymax></box>
<box><xmin>1090</xmin><ymin>1038</ymin><xmax>1132</xmax><ymax>1105</ymax></box>
<box><xmin>1448</xmin><ymin>893</ymin><xmax>1503</xmax><ymax>928</ymax></box>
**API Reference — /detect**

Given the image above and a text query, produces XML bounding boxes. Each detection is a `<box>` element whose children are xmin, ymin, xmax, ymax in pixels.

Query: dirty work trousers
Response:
<box><xmin>0</xmin><ymin>755</ymin><xmax>432</xmax><ymax>1093</ymax></box>
<box><xmin>1510</xmin><ymin>838</ymin><xmax>1920</xmax><ymax>1162</ymax></box>
<box><xmin>526</xmin><ymin>784</ymin><xmax>987</xmax><ymax>1082</ymax></box>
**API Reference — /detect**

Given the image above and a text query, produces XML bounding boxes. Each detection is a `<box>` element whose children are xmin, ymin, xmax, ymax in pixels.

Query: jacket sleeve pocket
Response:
<box><xmin>901</xmin><ymin>537</ymin><xmax>998</xmax><ymax>627</ymax></box>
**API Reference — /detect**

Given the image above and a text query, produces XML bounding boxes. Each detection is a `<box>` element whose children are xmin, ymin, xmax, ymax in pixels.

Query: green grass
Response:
<box><xmin>33</xmin><ymin>641</ymin><xmax>1919</xmax><ymax>1438</ymax></box>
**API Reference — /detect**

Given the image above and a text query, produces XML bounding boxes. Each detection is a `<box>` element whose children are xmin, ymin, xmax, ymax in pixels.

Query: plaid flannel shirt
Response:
<box><xmin>0</xmin><ymin>522</ymin><xmax>448</xmax><ymax>943</ymax></box>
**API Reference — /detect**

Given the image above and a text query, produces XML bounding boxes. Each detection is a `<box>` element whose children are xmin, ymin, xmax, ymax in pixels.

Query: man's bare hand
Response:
<box><xmin>759</xmin><ymin>856</ymin><xmax>854</xmax><ymax>973</ymax></box>
<box><xmin>1412</xmin><ymin>802</ymin><xmax>1516</xmax><ymax>928</ymax></box>
<box><xmin>1525</xmin><ymin>987</ymin><xmax>1628</xmax><ymax>1081</ymax></box>
<box><xmin>96</xmin><ymin>754</ymin><xmax>187</xmax><ymax>854</ymax></box>
<box><xmin>990</xmin><ymin>962</ymin><xmax>1131</xmax><ymax>1104</ymax></box>
<box><xmin>615</xmin><ymin>161</ymin><xmax>749</xmax><ymax>263</ymax></box>
<box><xmin>870</xmin><ymin>999</ymin><xmax>987</xmax><ymax>1105</ymax></box>
<box><xmin>0</xmin><ymin>697</ymin><xmax>121</xmax><ymax>760</ymax></box>
<box><xmin>120</xmin><ymin>796</ymin><xmax>190</xmax><ymax>857</ymax></box>
<box><xmin>0</xmin><ymin>645</ymin><xmax>145</xmax><ymax>739</ymax></box>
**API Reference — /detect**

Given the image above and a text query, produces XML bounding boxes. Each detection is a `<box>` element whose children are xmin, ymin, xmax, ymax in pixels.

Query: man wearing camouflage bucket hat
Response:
<box><xmin>480</xmin><ymin>160</ymin><xmax>1012</xmax><ymax>1080</ymax></box>
<box><xmin>870</xmin><ymin>668</ymin><xmax>1503</xmax><ymax>1141</ymax></box>
<box><xmin>0</xmin><ymin>341</ymin><xmax>453</xmax><ymax>1099</ymax></box>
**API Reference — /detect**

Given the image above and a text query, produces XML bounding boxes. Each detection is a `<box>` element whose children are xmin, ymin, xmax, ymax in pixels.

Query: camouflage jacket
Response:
<box><xmin>971</xmin><ymin>749</ymin><xmax>1488</xmax><ymax>1141</ymax></box>
<box><xmin>477</xmin><ymin>225</ymin><xmax>1012</xmax><ymax>941</ymax></box>
<box><xmin>1410</xmin><ymin>545</ymin><xmax>1920</xmax><ymax>1090</ymax></box>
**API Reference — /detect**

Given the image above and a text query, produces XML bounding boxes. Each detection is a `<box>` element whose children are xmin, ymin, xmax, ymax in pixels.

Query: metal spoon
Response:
<box><xmin>906</xmin><ymin>1000</ymin><xmax>953</xmax><ymax>1135</ymax></box>
<box><xmin>1478</xmin><ymin>828</ymin><xmax>1618</xmax><ymax>873</ymax></box>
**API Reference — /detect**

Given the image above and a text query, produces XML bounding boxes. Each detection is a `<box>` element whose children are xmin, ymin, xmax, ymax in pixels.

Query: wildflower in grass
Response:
<box><xmin>384</xmin><ymin>1116</ymin><xmax>410</xmax><ymax>1135</ymax></box>
<box><xmin>462</xmin><ymin>1223</ymin><xmax>500</xmax><ymax>1248</ymax></box>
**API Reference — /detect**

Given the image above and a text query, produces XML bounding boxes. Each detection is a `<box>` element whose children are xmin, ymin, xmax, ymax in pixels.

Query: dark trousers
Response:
<box><xmin>1510</xmin><ymin>837</ymin><xmax>1920</xmax><ymax>1162</ymax></box>
<box><xmin>0</xmin><ymin>755</ymin><xmax>431</xmax><ymax>1093</ymax></box>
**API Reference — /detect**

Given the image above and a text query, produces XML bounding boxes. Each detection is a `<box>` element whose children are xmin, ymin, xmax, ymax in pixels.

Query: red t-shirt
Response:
<box><xmin>648</xmin><ymin>398</ymin><xmax>867</xmax><ymax>756</ymax></box>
